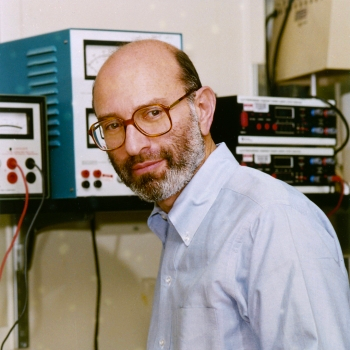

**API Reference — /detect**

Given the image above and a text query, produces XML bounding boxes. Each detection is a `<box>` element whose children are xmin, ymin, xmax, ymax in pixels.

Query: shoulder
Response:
<box><xmin>216</xmin><ymin>164</ymin><xmax>337</xmax><ymax>247</ymax></box>
<box><xmin>222</xmin><ymin>163</ymin><xmax>312</xmax><ymax>212</ymax></box>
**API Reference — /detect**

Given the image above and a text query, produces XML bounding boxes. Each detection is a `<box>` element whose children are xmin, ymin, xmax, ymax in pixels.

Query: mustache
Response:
<box><xmin>123</xmin><ymin>149</ymin><xmax>172</xmax><ymax>169</ymax></box>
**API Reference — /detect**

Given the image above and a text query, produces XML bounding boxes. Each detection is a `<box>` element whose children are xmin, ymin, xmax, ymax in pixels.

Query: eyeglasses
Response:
<box><xmin>89</xmin><ymin>89</ymin><xmax>196</xmax><ymax>151</ymax></box>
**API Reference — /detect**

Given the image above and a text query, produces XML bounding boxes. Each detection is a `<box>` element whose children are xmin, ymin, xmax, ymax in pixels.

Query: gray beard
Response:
<box><xmin>109</xmin><ymin>103</ymin><xmax>205</xmax><ymax>203</ymax></box>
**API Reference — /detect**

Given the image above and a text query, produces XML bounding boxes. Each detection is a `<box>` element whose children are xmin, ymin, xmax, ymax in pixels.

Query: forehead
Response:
<box><xmin>93</xmin><ymin>42</ymin><xmax>183</xmax><ymax>116</ymax></box>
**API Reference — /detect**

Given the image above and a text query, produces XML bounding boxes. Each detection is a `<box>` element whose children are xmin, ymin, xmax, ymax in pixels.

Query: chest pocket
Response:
<box><xmin>175</xmin><ymin>307</ymin><xmax>220</xmax><ymax>350</ymax></box>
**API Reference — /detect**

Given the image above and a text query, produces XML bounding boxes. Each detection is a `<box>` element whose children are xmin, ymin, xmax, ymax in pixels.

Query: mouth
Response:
<box><xmin>131</xmin><ymin>159</ymin><xmax>166</xmax><ymax>176</ymax></box>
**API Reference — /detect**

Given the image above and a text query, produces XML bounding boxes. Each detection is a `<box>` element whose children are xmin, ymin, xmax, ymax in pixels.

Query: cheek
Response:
<box><xmin>167</xmin><ymin>116</ymin><xmax>193</xmax><ymax>143</ymax></box>
<box><xmin>107</xmin><ymin>149</ymin><xmax>127</xmax><ymax>165</ymax></box>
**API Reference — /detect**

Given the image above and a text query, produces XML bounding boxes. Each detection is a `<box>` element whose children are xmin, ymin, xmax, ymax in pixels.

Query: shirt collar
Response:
<box><xmin>148</xmin><ymin>205</ymin><xmax>169</xmax><ymax>244</ymax></box>
<box><xmin>148</xmin><ymin>143</ymin><xmax>239</xmax><ymax>246</ymax></box>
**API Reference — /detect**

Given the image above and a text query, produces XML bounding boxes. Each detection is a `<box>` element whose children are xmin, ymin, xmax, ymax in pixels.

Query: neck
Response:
<box><xmin>157</xmin><ymin>192</ymin><xmax>181</xmax><ymax>213</ymax></box>
<box><xmin>157</xmin><ymin>137</ymin><xmax>217</xmax><ymax>213</ymax></box>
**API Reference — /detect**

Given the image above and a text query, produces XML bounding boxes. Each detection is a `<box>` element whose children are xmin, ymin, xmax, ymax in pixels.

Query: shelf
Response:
<box><xmin>0</xmin><ymin>195</ymin><xmax>153</xmax><ymax>215</ymax></box>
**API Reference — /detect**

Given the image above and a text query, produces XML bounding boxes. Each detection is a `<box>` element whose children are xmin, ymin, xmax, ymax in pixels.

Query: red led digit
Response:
<box><xmin>240</xmin><ymin>111</ymin><xmax>249</xmax><ymax>128</ymax></box>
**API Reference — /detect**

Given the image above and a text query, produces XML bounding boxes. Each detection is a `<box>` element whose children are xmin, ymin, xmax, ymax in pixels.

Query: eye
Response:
<box><xmin>140</xmin><ymin>106</ymin><xmax>164</xmax><ymax>121</ymax></box>
<box><xmin>149</xmin><ymin>109</ymin><xmax>161</xmax><ymax>117</ymax></box>
<box><xmin>103</xmin><ymin>119</ymin><xmax>123</xmax><ymax>132</ymax></box>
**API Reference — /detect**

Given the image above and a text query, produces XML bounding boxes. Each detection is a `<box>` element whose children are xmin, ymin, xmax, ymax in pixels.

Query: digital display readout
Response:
<box><xmin>274</xmin><ymin>156</ymin><xmax>293</xmax><ymax>168</ymax></box>
<box><xmin>275</xmin><ymin>107</ymin><xmax>294</xmax><ymax>119</ymax></box>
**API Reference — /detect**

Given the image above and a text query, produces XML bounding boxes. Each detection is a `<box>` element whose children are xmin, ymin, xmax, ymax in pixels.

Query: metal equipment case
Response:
<box><xmin>0</xmin><ymin>28</ymin><xmax>182</xmax><ymax>198</ymax></box>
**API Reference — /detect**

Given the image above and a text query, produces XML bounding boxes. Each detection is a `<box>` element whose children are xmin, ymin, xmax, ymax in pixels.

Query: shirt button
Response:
<box><xmin>184</xmin><ymin>234</ymin><xmax>190</xmax><ymax>244</ymax></box>
<box><xmin>159</xmin><ymin>339</ymin><xmax>165</xmax><ymax>348</ymax></box>
<box><xmin>165</xmin><ymin>276</ymin><xmax>172</xmax><ymax>285</ymax></box>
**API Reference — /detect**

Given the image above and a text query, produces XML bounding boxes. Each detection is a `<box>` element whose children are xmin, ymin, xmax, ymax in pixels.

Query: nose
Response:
<box><xmin>124</xmin><ymin>124</ymin><xmax>151</xmax><ymax>156</ymax></box>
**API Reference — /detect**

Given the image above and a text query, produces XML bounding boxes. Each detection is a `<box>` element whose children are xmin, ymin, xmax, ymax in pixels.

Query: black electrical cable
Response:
<box><xmin>265</xmin><ymin>9</ymin><xmax>278</xmax><ymax>95</ymax></box>
<box><xmin>270</xmin><ymin>0</ymin><xmax>295</xmax><ymax>96</ymax></box>
<box><xmin>1</xmin><ymin>164</ymin><xmax>45</xmax><ymax>350</ymax></box>
<box><xmin>90</xmin><ymin>216</ymin><xmax>101</xmax><ymax>350</ymax></box>
<box><xmin>309</xmin><ymin>96</ymin><xmax>350</xmax><ymax>154</ymax></box>
<box><xmin>264</xmin><ymin>0</ymin><xmax>349</xmax><ymax>153</ymax></box>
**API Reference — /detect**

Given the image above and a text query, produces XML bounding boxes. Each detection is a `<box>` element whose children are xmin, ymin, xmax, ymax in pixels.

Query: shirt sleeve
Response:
<box><xmin>236</xmin><ymin>202</ymin><xmax>350</xmax><ymax>350</ymax></box>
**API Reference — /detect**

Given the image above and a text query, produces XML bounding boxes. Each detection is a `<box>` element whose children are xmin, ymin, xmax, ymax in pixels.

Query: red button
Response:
<box><xmin>240</xmin><ymin>111</ymin><xmax>249</xmax><ymax>128</ymax></box>
<box><xmin>264</xmin><ymin>123</ymin><xmax>270</xmax><ymax>130</ymax></box>
<box><xmin>81</xmin><ymin>170</ymin><xmax>90</xmax><ymax>178</ymax></box>
<box><xmin>272</xmin><ymin>123</ymin><xmax>278</xmax><ymax>131</ymax></box>
<box><xmin>93</xmin><ymin>170</ymin><xmax>102</xmax><ymax>178</ymax></box>
<box><xmin>7</xmin><ymin>172</ymin><xmax>18</xmax><ymax>184</ymax></box>
<box><xmin>256</xmin><ymin>123</ymin><xmax>262</xmax><ymax>130</ymax></box>
<box><xmin>7</xmin><ymin>158</ymin><xmax>17</xmax><ymax>170</ymax></box>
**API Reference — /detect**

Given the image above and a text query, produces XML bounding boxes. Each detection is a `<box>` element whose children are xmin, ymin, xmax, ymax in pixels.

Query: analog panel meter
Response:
<box><xmin>0</xmin><ymin>108</ymin><xmax>33</xmax><ymax>139</ymax></box>
<box><xmin>0</xmin><ymin>95</ymin><xmax>47</xmax><ymax>198</ymax></box>
<box><xmin>84</xmin><ymin>40</ymin><xmax>130</xmax><ymax>79</ymax></box>
<box><xmin>86</xmin><ymin>108</ymin><xmax>98</xmax><ymax>148</ymax></box>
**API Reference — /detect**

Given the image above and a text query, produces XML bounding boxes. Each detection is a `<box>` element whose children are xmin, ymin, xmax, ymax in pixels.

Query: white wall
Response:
<box><xmin>0</xmin><ymin>0</ymin><xmax>265</xmax><ymax>97</ymax></box>
<box><xmin>27</xmin><ymin>212</ymin><xmax>161</xmax><ymax>350</ymax></box>
<box><xmin>1</xmin><ymin>211</ymin><xmax>162</xmax><ymax>350</ymax></box>
<box><xmin>0</xmin><ymin>1</ymin><xmax>265</xmax><ymax>349</ymax></box>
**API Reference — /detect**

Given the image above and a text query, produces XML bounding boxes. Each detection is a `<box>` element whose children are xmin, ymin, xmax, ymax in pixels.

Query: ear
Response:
<box><xmin>194</xmin><ymin>86</ymin><xmax>216</xmax><ymax>136</ymax></box>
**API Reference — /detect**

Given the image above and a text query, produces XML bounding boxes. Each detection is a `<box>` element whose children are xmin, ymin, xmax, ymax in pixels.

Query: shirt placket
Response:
<box><xmin>155</xmin><ymin>222</ymin><xmax>180</xmax><ymax>350</ymax></box>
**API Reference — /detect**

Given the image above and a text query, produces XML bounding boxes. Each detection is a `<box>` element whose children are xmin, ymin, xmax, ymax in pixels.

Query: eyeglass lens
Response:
<box><xmin>92</xmin><ymin>105</ymin><xmax>172</xmax><ymax>150</ymax></box>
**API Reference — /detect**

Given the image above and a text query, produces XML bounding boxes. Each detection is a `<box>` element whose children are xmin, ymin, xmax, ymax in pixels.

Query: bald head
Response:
<box><xmin>93</xmin><ymin>40</ymin><xmax>202</xmax><ymax>114</ymax></box>
<box><xmin>104</xmin><ymin>39</ymin><xmax>177</xmax><ymax>70</ymax></box>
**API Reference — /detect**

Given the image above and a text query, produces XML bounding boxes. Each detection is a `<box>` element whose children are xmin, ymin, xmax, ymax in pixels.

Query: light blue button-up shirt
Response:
<box><xmin>147</xmin><ymin>143</ymin><xmax>350</xmax><ymax>350</ymax></box>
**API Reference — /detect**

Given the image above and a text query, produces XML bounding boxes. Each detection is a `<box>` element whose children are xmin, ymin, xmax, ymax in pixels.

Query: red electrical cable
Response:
<box><xmin>0</xmin><ymin>163</ymin><xmax>29</xmax><ymax>281</ymax></box>
<box><xmin>327</xmin><ymin>176</ymin><xmax>345</xmax><ymax>218</ymax></box>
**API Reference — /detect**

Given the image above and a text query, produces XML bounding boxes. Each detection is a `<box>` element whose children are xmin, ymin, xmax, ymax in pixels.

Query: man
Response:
<box><xmin>91</xmin><ymin>39</ymin><xmax>350</xmax><ymax>349</ymax></box>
